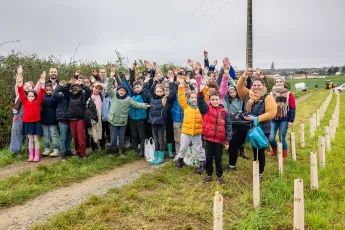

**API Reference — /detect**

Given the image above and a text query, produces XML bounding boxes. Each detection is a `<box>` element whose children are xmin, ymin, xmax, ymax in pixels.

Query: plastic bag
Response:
<box><xmin>144</xmin><ymin>138</ymin><xmax>155</xmax><ymax>162</ymax></box>
<box><xmin>183</xmin><ymin>146</ymin><xmax>199</xmax><ymax>167</ymax></box>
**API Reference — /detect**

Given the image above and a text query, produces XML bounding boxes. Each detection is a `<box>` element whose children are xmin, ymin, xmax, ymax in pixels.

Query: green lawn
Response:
<box><xmin>287</xmin><ymin>75</ymin><xmax>345</xmax><ymax>93</ymax></box>
<box><xmin>32</xmin><ymin>91</ymin><xmax>342</xmax><ymax>229</ymax></box>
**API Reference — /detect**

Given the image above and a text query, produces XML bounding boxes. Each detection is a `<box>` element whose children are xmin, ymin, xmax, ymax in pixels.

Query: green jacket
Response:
<box><xmin>107</xmin><ymin>77</ymin><xmax>147</xmax><ymax>126</ymax></box>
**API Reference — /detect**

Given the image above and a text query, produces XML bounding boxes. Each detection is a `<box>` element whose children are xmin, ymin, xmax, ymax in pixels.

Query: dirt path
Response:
<box><xmin>0</xmin><ymin>157</ymin><xmax>60</xmax><ymax>182</ymax></box>
<box><xmin>0</xmin><ymin>159</ymin><xmax>166</xmax><ymax>230</ymax></box>
<box><xmin>296</xmin><ymin>92</ymin><xmax>312</xmax><ymax>104</ymax></box>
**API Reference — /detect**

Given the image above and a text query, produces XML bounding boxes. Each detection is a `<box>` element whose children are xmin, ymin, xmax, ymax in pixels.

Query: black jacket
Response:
<box><xmin>67</xmin><ymin>84</ymin><xmax>91</xmax><ymax>120</ymax></box>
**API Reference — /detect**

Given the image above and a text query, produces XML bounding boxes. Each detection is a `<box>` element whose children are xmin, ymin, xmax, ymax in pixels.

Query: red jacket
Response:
<box><xmin>197</xmin><ymin>94</ymin><xmax>232</xmax><ymax>145</ymax></box>
<box><xmin>18</xmin><ymin>86</ymin><xmax>45</xmax><ymax>122</ymax></box>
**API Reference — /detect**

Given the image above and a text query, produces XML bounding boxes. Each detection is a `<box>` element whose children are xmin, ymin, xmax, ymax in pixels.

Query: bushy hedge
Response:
<box><xmin>0</xmin><ymin>51</ymin><xmax>113</xmax><ymax>148</ymax></box>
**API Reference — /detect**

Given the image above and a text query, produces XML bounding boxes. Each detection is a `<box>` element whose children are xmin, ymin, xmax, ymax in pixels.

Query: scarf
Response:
<box><xmin>271</xmin><ymin>86</ymin><xmax>289</xmax><ymax>118</ymax></box>
<box><xmin>246</xmin><ymin>88</ymin><xmax>267</xmax><ymax>113</ymax></box>
<box><xmin>187</xmin><ymin>100</ymin><xmax>198</xmax><ymax>109</ymax></box>
<box><xmin>116</xmin><ymin>93</ymin><xmax>127</xmax><ymax>99</ymax></box>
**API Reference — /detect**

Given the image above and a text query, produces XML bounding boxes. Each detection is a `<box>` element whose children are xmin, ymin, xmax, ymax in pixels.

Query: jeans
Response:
<box><xmin>152</xmin><ymin>124</ymin><xmax>165</xmax><ymax>151</ymax></box>
<box><xmin>10</xmin><ymin>106</ymin><xmax>24</xmax><ymax>153</ymax></box>
<box><xmin>269</xmin><ymin>120</ymin><xmax>289</xmax><ymax>150</ymax></box>
<box><xmin>58</xmin><ymin>122</ymin><xmax>72</xmax><ymax>156</ymax></box>
<box><xmin>110</xmin><ymin>124</ymin><xmax>126</xmax><ymax>151</ymax></box>
<box><xmin>42</xmin><ymin>125</ymin><xmax>58</xmax><ymax>149</ymax></box>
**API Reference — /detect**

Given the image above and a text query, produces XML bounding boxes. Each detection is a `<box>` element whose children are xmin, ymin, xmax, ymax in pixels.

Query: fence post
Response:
<box><xmin>294</xmin><ymin>179</ymin><xmax>305</xmax><ymax>230</ymax></box>
<box><xmin>214</xmin><ymin>191</ymin><xmax>223</xmax><ymax>230</ymax></box>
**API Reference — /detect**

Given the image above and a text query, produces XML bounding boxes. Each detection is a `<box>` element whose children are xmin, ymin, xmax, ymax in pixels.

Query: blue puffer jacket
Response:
<box><xmin>53</xmin><ymin>85</ymin><xmax>71</xmax><ymax>121</ymax></box>
<box><xmin>41</xmin><ymin>94</ymin><xmax>58</xmax><ymax>125</ymax></box>
<box><xmin>148</xmin><ymin>95</ymin><xmax>167</xmax><ymax>124</ymax></box>
<box><xmin>129</xmin><ymin>93</ymin><xmax>147</xmax><ymax>120</ymax></box>
<box><xmin>171</xmin><ymin>94</ymin><xmax>184</xmax><ymax>122</ymax></box>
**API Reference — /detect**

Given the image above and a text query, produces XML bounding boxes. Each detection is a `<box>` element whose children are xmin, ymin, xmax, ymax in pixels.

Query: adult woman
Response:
<box><xmin>236</xmin><ymin>70</ymin><xmax>277</xmax><ymax>182</ymax></box>
<box><xmin>267</xmin><ymin>77</ymin><xmax>296</xmax><ymax>162</ymax></box>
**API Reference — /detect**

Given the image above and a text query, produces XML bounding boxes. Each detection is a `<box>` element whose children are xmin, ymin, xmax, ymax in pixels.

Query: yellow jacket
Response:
<box><xmin>178</xmin><ymin>85</ymin><xmax>203</xmax><ymax>136</ymax></box>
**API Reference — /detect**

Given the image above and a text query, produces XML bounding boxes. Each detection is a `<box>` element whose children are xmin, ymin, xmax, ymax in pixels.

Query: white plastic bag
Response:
<box><xmin>183</xmin><ymin>146</ymin><xmax>199</xmax><ymax>167</ymax></box>
<box><xmin>144</xmin><ymin>138</ymin><xmax>155</xmax><ymax>162</ymax></box>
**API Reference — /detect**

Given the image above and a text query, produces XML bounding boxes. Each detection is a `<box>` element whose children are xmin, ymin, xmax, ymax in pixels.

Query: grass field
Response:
<box><xmin>32</xmin><ymin>91</ymin><xmax>344</xmax><ymax>229</ymax></box>
<box><xmin>287</xmin><ymin>75</ymin><xmax>345</xmax><ymax>93</ymax></box>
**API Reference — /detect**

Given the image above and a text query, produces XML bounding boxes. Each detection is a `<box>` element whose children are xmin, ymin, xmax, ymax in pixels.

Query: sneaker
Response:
<box><xmin>218</xmin><ymin>177</ymin><xmax>225</xmax><ymax>185</ymax></box>
<box><xmin>49</xmin><ymin>149</ymin><xmax>60</xmax><ymax>157</ymax></box>
<box><xmin>42</xmin><ymin>148</ymin><xmax>50</xmax><ymax>156</ymax></box>
<box><xmin>203</xmin><ymin>176</ymin><xmax>212</xmax><ymax>183</ymax></box>
<box><xmin>223</xmin><ymin>165</ymin><xmax>237</xmax><ymax>171</ymax></box>
<box><xmin>259</xmin><ymin>174</ymin><xmax>264</xmax><ymax>182</ymax></box>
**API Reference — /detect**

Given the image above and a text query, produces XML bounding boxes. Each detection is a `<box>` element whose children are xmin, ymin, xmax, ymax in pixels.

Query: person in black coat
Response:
<box><xmin>41</xmin><ymin>83</ymin><xmax>59</xmax><ymax>157</ymax></box>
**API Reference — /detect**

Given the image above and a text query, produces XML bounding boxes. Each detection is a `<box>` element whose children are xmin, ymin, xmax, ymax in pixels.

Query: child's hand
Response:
<box><xmin>110</xmin><ymin>64</ymin><xmax>116</xmax><ymax>77</ymax></box>
<box><xmin>144</xmin><ymin>73</ymin><xmax>151</xmax><ymax>83</ymax></box>
<box><xmin>39</xmin><ymin>71</ymin><xmax>46</xmax><ymax>84</ymax></box>
<box><xmin>152</xmin><ymin>62</ymin><xmax>157</xmax><ymax>70</ymax></box>
<box><xmin>145</xmin><ymin>104</ymin><xmax>150</xmax><ymax>108</ymax></box>
<box><xmin>125</xmin><ymin>73</ymin><xmax>130</xmax><ymax>81</ymax></box>
<box><xmin>199</xmin><ymin>84</ymin><xmax>205</xmax><ymax>92</ymax></box>
<box><xmin>187</xmin><ymin>59</ymin><xmax>194</xmax><ymax>68</ymax></box>
<box><xmin>213</xmin><ymin>60</ymin><xmax>218</xmax><ymax>66</ymax></box>
<box><xmin>92</xmin><ymin>69</ymin><xmax>98</xmax><ymax>76</ymax></box>
<box><xmin>204</xmin><ymin>50</ymin><xmax>208</xmax><ymax>59</ymax></box>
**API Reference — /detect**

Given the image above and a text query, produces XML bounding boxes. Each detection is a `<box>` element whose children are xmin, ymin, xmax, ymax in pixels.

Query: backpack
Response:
<box><xmin>245</xmin><ymin>117</ymin><xmax>268</xmax><ymax>149</ymax></box>
<box><xmin>84</xmin><ymin>98</ymin><xmax>98</xmax><ymax>128</ymax></box>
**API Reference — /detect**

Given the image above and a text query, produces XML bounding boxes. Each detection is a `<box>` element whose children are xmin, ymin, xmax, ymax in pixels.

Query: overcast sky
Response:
<box><xmin>1</xmin><ymin>0</ymin><xmax>344</xmax><ymax>69</ymax></box>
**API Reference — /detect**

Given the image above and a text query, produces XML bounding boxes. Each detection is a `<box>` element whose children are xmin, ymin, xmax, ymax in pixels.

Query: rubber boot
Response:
<box><xmin>33</xmin><ymin>148</ymin><xmax>40</xmax><ymax>162</ymax></box>
<box><xmin>150</xmin><ymin>151</ymin><xmax>159</xmax><ymax>164</ymax></box>
<box><xmin>154</xmin><ymin>151</ymin><xmax>165</xmax><ymax>164</ymax></box>
<box><xmin>267</xmin><ymin>147</ymin><xmax>277</xmax><ymax>156</ymax></box>
<box><xmin>167</xmin><ymin>143</ymin><xmax>174</xmax><ymax>158</ymax></box>
<box><xmin>137</xmin><ymin>140</ymin><xmax>145</xmax><ymax>158</ymax></box>
<box><xmin>28</xmin><ymin>148</ymin><xmax>34</xmax><ymax>162</ymax></box>
<box><xmin>175</xmin><ymin>158</ymin><xmax>184</xmax><ymax>168</ymax></box>
<box><xmin>283</xmin><ymin>149</ymin><xmax>288</xmax><ymax>163</ymax></box>
<box><xmin>197</xmin><ymin>161</ymin><xmax>206</xmax><ymax>174</ymax></box>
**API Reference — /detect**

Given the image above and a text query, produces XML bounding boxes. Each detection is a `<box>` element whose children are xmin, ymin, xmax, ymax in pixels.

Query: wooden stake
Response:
<box><xmin>310</xmin><ymin>152</ymin><xmax>319</xmax><ymax>190</ymax></box>
<box><xmin>318</xmin><ymin>136</ymin><xmax>326</xmax><ymax>168</ymax></box>
<box><xmin>316</xmin><ymin>110</ymin><xmax>320</xmax><ymax>126</ymax></box>
<box><xmin>325</xmin><ymin>126</ymin><xmax>331</xmax><ymax>151</ymax></box>
<box><xmin>330</xmin><ymin>120</ymin><xmax>335</xmax><ymax>140</ymax></box>
<box><xmin>253</xmin><ymin>161</ymin><xmax>260</xmax><ymax>208</ymax></box>
<box><xmin>310</xmin><ymin>118</ymin><xmax>314</xmax><ymax>138</ymax></box>
<box><xmin>278</xmin><ymin>142</ymin><xmax>283</xmax><ymax>175</ymax></box>
<box><xmin>300</xmin><ymin>123</ymin><xmax>305</xmax><ymax>148</ymax></box>
<box><xmin>214</xmin><ymin>191</ymin><xmax>223</xmax><ymax>230</ymax></box>
<box><xmin>294</xmin><ymin>179</ymin><xmax>305</xmax><ymax>230</ymax></box>
<box><xmin>290</xmin><ymin>132</ymin><xmax>296</xmax><ymax>161</ymax></box>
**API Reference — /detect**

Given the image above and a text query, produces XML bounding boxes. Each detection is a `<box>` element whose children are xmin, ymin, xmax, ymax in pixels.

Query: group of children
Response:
<box><xmin>10</xmin><ymin>51</ymin><xmax>295</xmax><ymax>184</ymax></box>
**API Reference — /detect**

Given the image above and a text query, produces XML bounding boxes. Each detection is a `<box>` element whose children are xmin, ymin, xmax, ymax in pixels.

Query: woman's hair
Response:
<box><xmin>155</xmin><ymin>84</ymin><xmax>168</xmax><ymax>107</ymax></box>
<box><xmin>207</xmin><ymin>81</ymin><xmax>220</xmax><ymax>90</ymax></box>
<box><xmin>24</xmin><ymin>81</ymin><xmax>34</xmax><ymax>89</ymax></box>
<box><xmin>252</xmin><ymin>77</ymin><xmax>266</xmax><ymax>87</ymax></box>
<box><xmin>26</xmin><ymin>89</ymin><xmax>37</xmax><ymax>98</ymax></box>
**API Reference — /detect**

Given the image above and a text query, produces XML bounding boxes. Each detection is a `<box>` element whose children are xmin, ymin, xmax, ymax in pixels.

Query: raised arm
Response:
<box><xmin>129</xmin><ymin>97</ymin><xmax>148</xmax><ymax>109</ymax></box>
<box><xmin>178</xmin><ymin>84</ymin><xmax>188</xmax><ymax>110</ymax></box>
<box><xmin>197</xmin><ymin>91</ymin><xmax>209</xmax><ymax>116</ymax></box>
<box><xmin>219</xmin><ymin>74</ymin><xmax>229</xmax><ymax>100</ymax></box>
<box><xmin>204</xmin><ymin>50</ymin><xmax>209</xmax><ymax>68</ymax></box>
<box><xmin>237</xmin><ymin>72</ymin><xmax>250</xmax><ymax>102</ymax></box>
